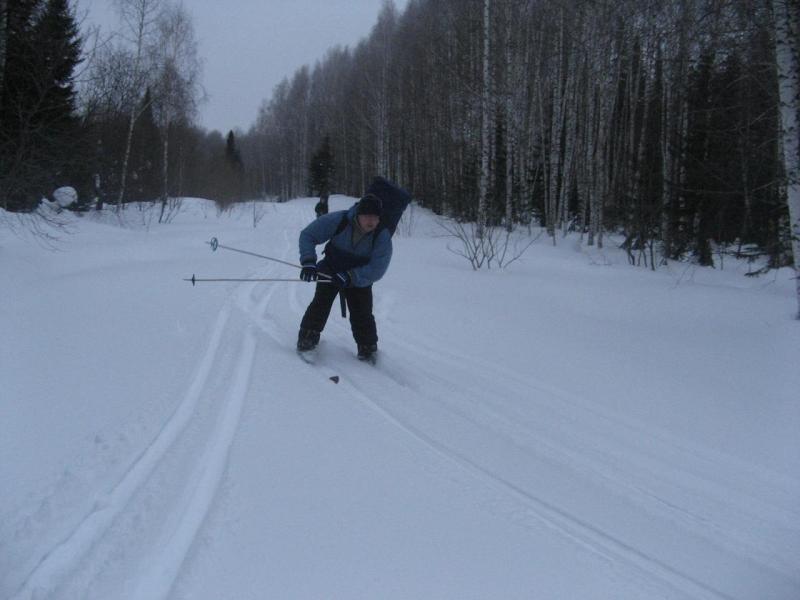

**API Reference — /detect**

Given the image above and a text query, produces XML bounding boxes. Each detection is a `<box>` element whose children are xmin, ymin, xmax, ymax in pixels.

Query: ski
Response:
<box><xmin>358</xmin><ymin>354</ymin><xmax>377</xmax><ymax>366</ymax></box>
<box><xmin>296</xmin><ymin>349</ymin><xmax>317</xmax><ymax>365</ymax></box>
<box><xmin>297</xmin><ymin>349</ymin><xmax>340</xmax><ymax>383</ymax></box>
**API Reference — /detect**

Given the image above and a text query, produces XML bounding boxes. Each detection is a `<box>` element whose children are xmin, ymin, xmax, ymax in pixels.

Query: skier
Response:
<box><xmin>297</xmin><ymin>193</ymin><xmax>391</xmax><ymax>362</ymax></box>
<box><xmin>314</xmin><ymin>192</ymin><xmax>329</xmax><ymax>217</ymax></box>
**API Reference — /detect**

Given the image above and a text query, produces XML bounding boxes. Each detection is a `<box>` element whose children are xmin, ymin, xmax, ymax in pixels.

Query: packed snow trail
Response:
<box><xmin>200</xmin><ymin>200</ymin><xmax>797</xmax><ymax>599</ymax></box>
<box><xmin>8</xmin><ymin>304</ymin><xmax>233</xmax><ymax>600</ymax></box>
<box><xmin>2</xmin><ymin>197</ymin><xmax>798</xmax><ymax>599</ymax></box>
<box><xmin>5</xmin><ymin>239</ymin><xmax>285</xmax><ymax>600</ymax></box>
<box><xmin>129</xmin><ymin>330</ymin><xmax>256</xmax><ymax>600</ymax></box>
<box><xmin>275</xmin><ymin>264</ymin><xmax>798</xmax><ymax>599</ymax></box>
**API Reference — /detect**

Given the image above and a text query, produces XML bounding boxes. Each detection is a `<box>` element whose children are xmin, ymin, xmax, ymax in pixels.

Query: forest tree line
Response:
<box><xmin>1</xmin><ymin>0</ymin><xmax>242</xmax><ymax>222</ymax></box>
<box><xmin>2</xmin><ymin>0</ymin><xmax>799</xmax><ymax>275</ymax></box>
<box><xmin>242</xmin><ymin>0</ymin><xmax>798</xmax><ymax>272</ymax></box>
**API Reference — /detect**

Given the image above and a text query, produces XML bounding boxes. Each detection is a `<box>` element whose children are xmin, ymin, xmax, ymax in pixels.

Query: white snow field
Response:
<box><xmin>2</xmin><ymin>196</ymin><xmax>798</xmax><ymax>600</ymax></box>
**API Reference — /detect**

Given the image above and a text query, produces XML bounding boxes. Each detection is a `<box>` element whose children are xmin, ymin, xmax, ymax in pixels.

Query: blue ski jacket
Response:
<box><xmin>299</xmin><ymin>206</ymin><xmax>393</xmax><ymax>287</ymax></box>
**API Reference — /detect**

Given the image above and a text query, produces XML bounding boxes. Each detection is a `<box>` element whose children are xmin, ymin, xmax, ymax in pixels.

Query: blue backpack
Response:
<box><xmin>365</xmin><ymin>176</ymin><xmax>412</xmax><ymax>236</ymax></box>
<box><xmin>334</xmin><ymin>176</ymin><xmax>412</xmax><ymax>240</ymax></box>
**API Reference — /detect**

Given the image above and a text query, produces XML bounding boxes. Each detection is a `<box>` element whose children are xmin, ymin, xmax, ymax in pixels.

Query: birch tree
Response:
<box><xmin>149</xmin><ymin>2</ymin><xmax>201</xmax><ymax>222</ymax></box>
<box><xmin>477</xmin><ymin>0</ymin><xmax>491</xmax><ymax>238</ymax></box>
<box><xmin>659</xmin><ymin>0</ymin><xmax>694</xmax><ymax>262</ymax></box>
<box><xmin>114</xmin><ymin>0</ymin><xmax>162</xmax><ymax>209</ymax></box>
<box><xmin>367</xmin><ymin>2</ymin><xmax>397</xmax><ymax>177</ymax></box>
<box><xmin>498</xmin><ymin>0</ymin><xmax>531</xmax><ymax>232</ymax></box>
<box><xmin>542</xmin><ymin>4</ymin><xmax>567</xmax><ymax>241</ymax></box>
<box><xmin>232</xmin><ymin>0</ymin><xmax>792</xmax><ymax>283</ymax></box>
<box><xmin>772</xmin><ymin>0</ymin><xmax>800</xmax><ymax>317</ymax></box>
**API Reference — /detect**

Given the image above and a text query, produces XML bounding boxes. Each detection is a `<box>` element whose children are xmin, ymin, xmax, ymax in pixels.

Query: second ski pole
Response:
<box><xmin>205</xmin><ymin>237</ymin><xmax>332</xmax><ymax>280</ymax></box>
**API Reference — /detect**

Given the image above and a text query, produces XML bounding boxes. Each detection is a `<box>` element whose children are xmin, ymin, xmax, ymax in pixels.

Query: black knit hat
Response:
<box><xmin>357</xmin><ymin>193</ymin><xmax>382</xmax><ymax>217</ymax></box>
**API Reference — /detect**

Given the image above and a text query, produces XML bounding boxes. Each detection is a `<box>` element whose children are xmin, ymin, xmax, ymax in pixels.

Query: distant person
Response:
<box><xmin>314</xmin><ymin>192</ymin><xmax>329</xmax><ymax>217</ymax></box>
<box><xmin>297</xmin><ymin>193</ymin><xmax>391</xmax><ymax>363</ymax></box>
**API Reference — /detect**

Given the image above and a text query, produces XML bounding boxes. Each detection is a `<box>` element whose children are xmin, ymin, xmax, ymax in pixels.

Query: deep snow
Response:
<box><xmin>2</xmin><ymin>197</ymin><xmax>798</xmax><ymax>599</ymax></box>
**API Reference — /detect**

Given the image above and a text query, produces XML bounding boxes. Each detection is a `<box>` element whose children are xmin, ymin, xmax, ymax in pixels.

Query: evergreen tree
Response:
<box><xmin>1</xmin><ymin>0</ymin><xmax>42</xmax><ymax>210</ymax></box>
<box><xmin>0</xmin><ymin>0</ymin><xmax>40</xmax><ymax>123</ymax></box>
<box><xmin>308</xmin><ymin>134</ymin><xmax>335</xmax><ymax>196</ymax></box>
<box><xmin>221</xmin><ymin>130</ymin><xmax>244</xmax><ymax>204</ymax></box>
<box><xmin>31</xmin><ymin>0</ymin><xmax>81</xmax><ymax>133</ymax></box>
<box><xmin>0</xmin><ymin>0</ymin><xmax>83</xmax><ymax>211</ymax></box>
<box><xmin>225</xmin><ymin>130</ymin><xmax>243</xmax><ymax>170</ymax></box>
<box><xmin>35</xmin><ymin>0</ymin><xmax>84</xmax><ymax>197</ymax></box>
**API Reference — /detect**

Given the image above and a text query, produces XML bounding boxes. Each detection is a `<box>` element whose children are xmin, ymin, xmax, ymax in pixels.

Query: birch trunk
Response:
<box><xmin>593</xmin><ymin>79</ymin><xmax>611</xmax><ymax>249</ymax></box>
<box><xmin>504</xmin><ymin>1</ymin><xmax>515</xmax><ymax>232</ymax></box>
<box><xmin>559</xmin><ymin>67</ymin><xmax>578</xmax><ymax>235</ymax></box>
<box><xmin>115</xmin><ymin>0</ymin><xmax>162</xmax><ymax>210</ymax></box>
<box><xmin>587</xmin><ymin>85</ymin><xmax>598</xmax><ymax>246</ymax></box>
<box><xmin>772</xmin><ymin>0</ymin><xmax>800</xmax><ymax>317</ymax></box>
<box><xmin>117</xmin><ymin>89</ymin><xmax>142</xmax><ymax>209</ymax></box>
<box><xmin>477</xmin><ymin>0</ymin><xmax>491</xmax><ymax>238</ymax></box>
<box><xmin>661</xmin><ymin>37</ymin><xmax>682</xmax><ymax>262</ymax></box>
<box><xmin>580</xmin><ymin>67</ymin><xmax>595</xmax><ymax>243</ymax></box>
<box><xmin>158</xmin><ymin>134</ymin><xmax>168</xmax><ymax>223</ymax></box>
<box><xmin>547</xmin><ymin>9</ymin><xmax>565</xmax><ymax>243</ymax></box>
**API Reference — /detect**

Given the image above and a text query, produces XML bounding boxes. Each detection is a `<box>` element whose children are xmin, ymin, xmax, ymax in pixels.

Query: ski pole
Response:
<box><xmin>184</xmin><ymin>274</ymin><xmax>333</xmax><ymax>286</ymax></box>
<box><xmin>206</xmin><ymin>237</ymin><xmax>332</xmax><ymax>280</ymax></box>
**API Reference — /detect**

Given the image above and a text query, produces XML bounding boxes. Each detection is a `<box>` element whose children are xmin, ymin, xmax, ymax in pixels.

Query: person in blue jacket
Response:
<box><xmin>297</xmin><ymin>193</ymin><xmax>392</xmax><ymax>361</ymax></box>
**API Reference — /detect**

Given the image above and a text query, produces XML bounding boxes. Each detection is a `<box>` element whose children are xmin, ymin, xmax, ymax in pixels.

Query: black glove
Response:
<box><xmin>300</xmin><ymin>262</ymin><xmax>318</xmax><ymax>282</ymax></box>
<box><xmin>331</xmin><ymin>271</ymin><xmax>352</xmax><ymax>289</ymax></box>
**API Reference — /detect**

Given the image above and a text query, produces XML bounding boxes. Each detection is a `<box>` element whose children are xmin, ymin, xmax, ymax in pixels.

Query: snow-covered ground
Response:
<box><xmin>2</xmin><ymin>197</ymin><xmax>798</xmax><ymax>600</ymax></box>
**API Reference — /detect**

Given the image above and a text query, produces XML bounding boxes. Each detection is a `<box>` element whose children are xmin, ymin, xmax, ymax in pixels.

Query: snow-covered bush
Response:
<box><xmin>52</xmin><ymin>187</ymin><xmax>78</xmax><ymax>209</ymax></box>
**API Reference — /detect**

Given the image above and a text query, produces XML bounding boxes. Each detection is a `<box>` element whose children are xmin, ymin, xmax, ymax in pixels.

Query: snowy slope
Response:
<box><xmin>2</xmin><ymin>197</ymin><xmax>798</xmax><ymax>600</ymax></box>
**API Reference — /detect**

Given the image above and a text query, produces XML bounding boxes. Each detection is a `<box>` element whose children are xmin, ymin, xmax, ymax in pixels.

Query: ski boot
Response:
<box><xmin>297</xmin><ymin>329</ymin><xmax>320</xmax><ymax>362</ymax></box>
<box><xmin>357</xmin><ymin>343</ymin><xmax>378</xmax><ymax>365</ymax></box>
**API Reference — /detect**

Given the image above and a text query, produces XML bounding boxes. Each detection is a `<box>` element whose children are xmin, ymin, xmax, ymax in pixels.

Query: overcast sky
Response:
<box><xmin>81</xmin><ymin>0</ymin><xmax>408</xmax><ymax>134</ymax></box>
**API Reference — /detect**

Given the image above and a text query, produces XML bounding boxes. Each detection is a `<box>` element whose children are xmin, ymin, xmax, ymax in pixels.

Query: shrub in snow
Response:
<box><xmin>53</xmin><ymin>187</ymin><xmax>78</xmax><ymax>209</ymax></box>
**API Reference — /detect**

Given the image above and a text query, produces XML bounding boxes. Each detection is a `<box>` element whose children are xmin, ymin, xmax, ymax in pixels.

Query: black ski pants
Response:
<box><xmin>300</xmin><ymin>282</ymin><xmax>378</xmax><ymax>346</ymax></box>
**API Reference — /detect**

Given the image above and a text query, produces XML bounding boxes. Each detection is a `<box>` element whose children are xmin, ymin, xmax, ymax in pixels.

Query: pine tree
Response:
<box><xmin>308</xmin><ymin>135</ymin><xmax>335</xmax><ymax>196</ymax></box>
<box><xmin>222</xmin><ymin>130</ymin><xmax>244</xmax><ymax>203</ymax></box>
<box><xmin>31</xmin><ymin>0</ymin><xmax>81</xmax><ymax>133</ymax></box>
<box><xmin>34</xmin><ymin>0</ymin><xmax>83</xmax><ymax>193</ymax></box>
<box><xmin>0</xmin><ymin>0</ymin><xmax>83</xmax><ymax>211</ymax></box>
<box><xmin>1</xmin><ymin>0</ymin><xmax>43</xmax><ymax>210</ymax></box>
<box><xmin>225</xmin><ymin>130</ymin><xmax>244</xmax><ymax>171</ymax></box>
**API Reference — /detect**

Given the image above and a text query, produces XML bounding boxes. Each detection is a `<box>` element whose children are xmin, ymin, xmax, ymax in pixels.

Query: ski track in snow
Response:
<box><xmin>267</xmin><ymin>254</ymin><xmax>717</xmax><ymax>596</ymax></box>
<box><xmin>350</xmin><ymin>342</ymin><xmax>799</xmax><ymax>598</ymax></box>
<box><xmin>258</xmin><ymin>208</ymin><xmax>796</xmax><ymax>599</ymax></box>
<box><xmin>345</xmin><ymin>386</ymin><xmax>730</xmax><ymax>600</ymax></box>
<box><xmin>8</xmin><ymin>202</ymin><xmax>797</xmax><ymax>599</ymax></box>
<box><xmin>10</xmin><ymin>266</ymin><xmax>274</xmax><ymax>599</ymax></box>
<box><xmin>260</xmin><ymin>335</ymin><xmax>726</xmax><ymax>598</ymax></box>
<box><xmin>383</xmin><ymin>329</ymin><xmax>800</xmax><ymax>557</ymax></box>
<box><xmin>128</xmin><ymin>330</ymin><xmax>256</xmax><ymax>600</ymax></box>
